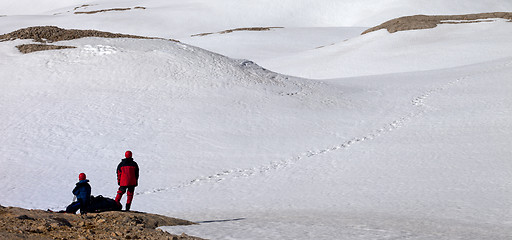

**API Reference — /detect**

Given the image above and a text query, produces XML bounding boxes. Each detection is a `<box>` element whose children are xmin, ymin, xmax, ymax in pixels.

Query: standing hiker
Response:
<box><xmin>115</xmin><ymin>150</ymin><xmax>139</xmax><ymax>211</ymax></box>
<box><xmin>66</xmin><ymin>172</ymin><xmax>92</xmax><ymax>214</ymax></box>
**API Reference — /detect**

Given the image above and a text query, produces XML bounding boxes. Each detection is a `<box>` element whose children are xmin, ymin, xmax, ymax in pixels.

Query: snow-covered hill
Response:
<box><xmin>261</xmin><ymin>19</ymin><xmax>512</xmax><ymax>78</ymax></box>
<box><xmin>1</xmin><ymin>1</ymin><xmax>511</xmax><ymax>239</ymax></box>
<box><xmin>2</xmin><ymin>0</ymin><xmax>512</xmax><ymax>37</ymax></box>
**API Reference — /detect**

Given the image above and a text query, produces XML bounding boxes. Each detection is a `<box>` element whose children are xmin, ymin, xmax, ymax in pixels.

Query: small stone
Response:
<box><xmin>16</xmin><ymin>215</ymin><xmax>34</xmax><ymax>220</ymax></box>
<box><xmin>50</xmin><ymin>223</ymin><xmax>60</xmax><ymax>228</ymax></box>
<box><xmin>36</xmin><ymin>225</ymin><xmax>47</xmax><ymax>232</ymax></box>
<box><xmin>97</xmin><ymin>219</ymin><xmax>106</xmax><ymax>224</ymax></box>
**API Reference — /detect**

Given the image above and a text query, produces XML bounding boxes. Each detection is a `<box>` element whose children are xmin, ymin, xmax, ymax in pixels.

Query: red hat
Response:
<box><xmin>79</xmin><ymin>173</ymin><xmax>86</xmax><ymax>181</ymax></box>
<box><xmin>125</xmin><ymin>151</ymin><xmax>132</xmax><ymax>158</ymax></box>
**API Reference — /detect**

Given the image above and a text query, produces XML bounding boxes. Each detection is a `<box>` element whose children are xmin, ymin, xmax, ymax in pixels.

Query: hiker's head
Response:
<box><xmin>125</xmin><ymin>150</ymin><xmax>132</xmax><ymax>158</ymax></box>
<box><xmin>78</xmin><ymin>173</ymin><xmax>86</xmax><ymax>181</ymax></box>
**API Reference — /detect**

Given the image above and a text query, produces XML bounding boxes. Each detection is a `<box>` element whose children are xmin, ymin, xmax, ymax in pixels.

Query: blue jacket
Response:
<box><xmin>72</xmin><ymin>179</ymin><xmax>91</xmax><ymax>204</ymax></box>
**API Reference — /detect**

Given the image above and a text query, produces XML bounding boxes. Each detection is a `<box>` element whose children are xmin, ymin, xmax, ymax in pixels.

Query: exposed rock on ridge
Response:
<box><xmin>363</xmin><ymin>12</ymin><xmax>512</xmax><ymax>34</ymax></box>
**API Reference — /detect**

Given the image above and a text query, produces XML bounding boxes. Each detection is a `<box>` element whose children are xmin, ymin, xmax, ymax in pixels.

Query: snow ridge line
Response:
<box><xmin>137</xmin><ymin>60</ymin><xmax>511</xmax><ymax>196</ymax></box>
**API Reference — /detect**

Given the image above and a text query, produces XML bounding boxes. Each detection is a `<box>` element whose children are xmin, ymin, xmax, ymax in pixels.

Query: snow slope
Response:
<box><xmin>261</xmin><ymin>20</ymin><xmax>512</xmax><ymax>79</ymax></box>
<box><xmin>159</xmin><ymin>58</ymin><xmax>512</xmax><ymax>239</ymax></box>
<box><xmin>1</xmin><ymin>0</ymin><xmax>512</xmax><ymax>239</ymax></box>
<box><xmin>1</xmin><ymin>0</ymin><xmax>512</xmax><ymax>37</ymax></box>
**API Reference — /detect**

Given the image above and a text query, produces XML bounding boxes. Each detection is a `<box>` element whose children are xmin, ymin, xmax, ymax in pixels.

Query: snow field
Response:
<box><xmin>2</xmin><ymin>0</ymin><xmax>512</xmax><ymax>37</ymax></box>
<box><xmin>1</xmin><ymin>0</ymin><xmax>512</xmax><ymax>239</ymax></box>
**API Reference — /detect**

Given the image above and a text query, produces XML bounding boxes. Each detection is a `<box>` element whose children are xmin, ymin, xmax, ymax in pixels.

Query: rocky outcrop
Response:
<box><xmin>362</xmin><ymin>12</ymin><xmax>512</xmax><ymax>34</ymax></box>
<box><xmin>0</xmin><ymin>205</ymin><xmax>203</xmax><ymax>240</ymax></box>
<box><xmin>0</xmin><ymin>26</ymin><xmax>180</xmax><ymax>53</ymax></box>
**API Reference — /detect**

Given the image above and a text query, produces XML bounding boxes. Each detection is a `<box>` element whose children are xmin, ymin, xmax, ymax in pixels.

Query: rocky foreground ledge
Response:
<box><xmin>0</xmin><ymin>205</ymin><xmax>203</xmax><ymax>240</ymax></box>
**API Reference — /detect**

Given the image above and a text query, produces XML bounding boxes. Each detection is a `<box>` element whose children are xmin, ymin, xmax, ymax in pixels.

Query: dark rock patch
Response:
<box><xmin>362</xmin><ymin>12</ymin><xmax>512</xmax><ymax>34</ymax></box>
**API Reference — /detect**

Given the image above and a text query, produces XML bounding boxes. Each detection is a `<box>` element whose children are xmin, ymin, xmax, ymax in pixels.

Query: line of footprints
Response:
<box><xmin>140</xmin><ymin>60</ymin><xmax>511</xmax><ymax>196</ymax></box>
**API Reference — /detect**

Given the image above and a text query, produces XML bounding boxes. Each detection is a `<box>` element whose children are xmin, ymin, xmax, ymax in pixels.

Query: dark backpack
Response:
<box><xmin>87</xmin><ymin>195</ymin><xmax>122</xmax><ymax>212</ymax></box>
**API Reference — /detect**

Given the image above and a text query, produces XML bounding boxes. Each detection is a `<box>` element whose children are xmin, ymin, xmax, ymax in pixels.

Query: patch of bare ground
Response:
<box><xmin>0</xmin><ymin>205</ymin><xmax>203</xmax><ymax>240</ymax></box>
<box><xmin>74</xmin><ymin>4</ymin><xmax>95</xmax><ymax>11</ymax></box>
<box><xmin>16</xmin><ymin>44</ymin><xmax>76</xmax><ymax>54</ymax></box>
<box><xmin>362</xmin><ymin>12</ymin><xmax>512</xmax><ymax>34</ymax></box>
<box><xmin>192</xmin><ymin>27</ymin><xmax>283</xmax><ymax>37</ymax></box>
<box><xmin>0</xmin><ymin>26</ymin><xmax>153</xmax><ymax>43</ymax></box>
<box><xmin>0</xmin><ymin>26</ymin><xmax>179</xmax><ymax>53</ymax></box>
<box><xmin>75</xmin><ymin>7</ymin><xmax>146</xmax><ymax>14</ymax></box>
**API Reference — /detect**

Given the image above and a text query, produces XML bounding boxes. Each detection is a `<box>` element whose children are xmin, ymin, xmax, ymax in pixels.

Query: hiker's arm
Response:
<box><xmin>117</xmin><ymin>165</ymin><xmax>121</xmax><ymax>185</ymax></box>
<box><xmin>72</xmin><ymin>186</ymin><xmax>79</xmax><ymax>196</ymax></box>
<box><xmin>135</xmin><ymin>163</ymin><xmax>139</xmax><ymax>180</ymax></box>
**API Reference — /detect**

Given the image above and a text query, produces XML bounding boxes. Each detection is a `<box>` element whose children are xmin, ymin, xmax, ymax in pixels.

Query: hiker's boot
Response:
<box><xmin>125</xmin><ymin>203</ymin><xmax>131</xmax><ymax>211</ymax></box>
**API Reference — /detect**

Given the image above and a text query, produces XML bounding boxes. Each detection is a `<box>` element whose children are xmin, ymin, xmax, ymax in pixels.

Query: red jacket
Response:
<box><xmin>117</xmin><ymin>158</ymin><xmax>139</xmax><ymax>186</ymax></box>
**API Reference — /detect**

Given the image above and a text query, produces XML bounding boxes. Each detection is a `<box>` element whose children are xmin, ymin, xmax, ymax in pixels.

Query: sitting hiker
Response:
<box><xmin>66</xmin><ymin>172</ymin><xmax>92</xmax><ymax>214</ymax></box>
